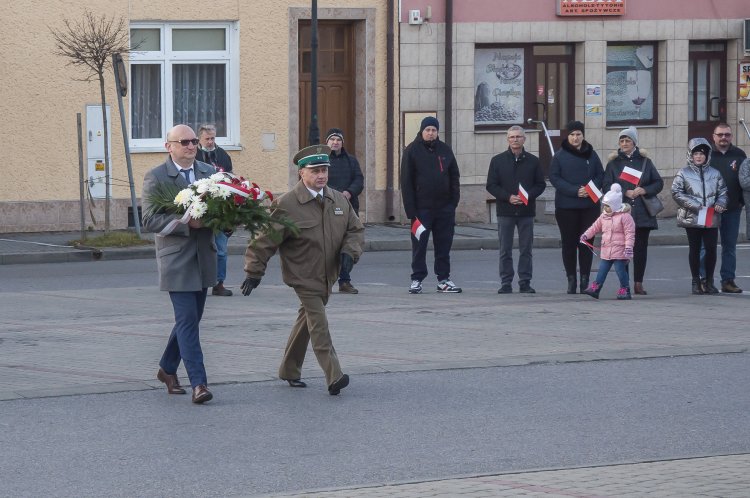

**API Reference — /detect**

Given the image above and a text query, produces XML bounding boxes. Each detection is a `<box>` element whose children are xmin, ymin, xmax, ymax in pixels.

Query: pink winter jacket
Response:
<box><xmin>583</xmin><ymin>210</ymin><xmax>635</xmax><ymax>260</ymax></box>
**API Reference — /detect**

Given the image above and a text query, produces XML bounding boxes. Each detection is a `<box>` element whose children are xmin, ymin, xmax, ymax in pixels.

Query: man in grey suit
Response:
<box><xmin>142</xmin><ymin>124</ymin><xmax>217</xmax><ymax>404</ymax></box>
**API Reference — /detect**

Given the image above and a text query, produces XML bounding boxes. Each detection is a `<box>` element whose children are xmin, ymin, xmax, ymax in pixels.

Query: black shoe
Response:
<box><xmin>704</xmin><ymin>280</ymin><xmax>719</xmax><ymax>294</ymax></box>
<box><xmin>692</xmin><ymin>278</ymin><xmax>705</xmax><ymax>295</ymax></box>
<box><xmin>282</xmin><ymin>378</ymin><xmax>307</xmax><ymax>388</ymax></box>
<box><xmin>328</xmin><ymin>374</ymin><xmax>349</xmax><ymax>395</ymax></box>
<box><xmin>519</xmin><ymin>283</ymin><xmax>535</xmax><ymax>293</ymax></box>
<box><xmin>579</xmin><ymin>274</ymin><xmax>589</xmax><ymax>294</ymax></box>
<box><xmin>497</xmin><ymin>284</ymin><xmax>512</xmax><ymax>294</ymax></box>
<box><xmin>212</xmin><ymin>282</ymin><xmax>233</xmax><ymax>296</ymax></box>
<box><xmin>721</xmin><ymin>279</ymin><xmax>743</xmax><ymax>293</ymax></box>
<box><xmin>566</xmin><ymin>275</ymin><xmax>577</xmax><ymax>294</ymax></box>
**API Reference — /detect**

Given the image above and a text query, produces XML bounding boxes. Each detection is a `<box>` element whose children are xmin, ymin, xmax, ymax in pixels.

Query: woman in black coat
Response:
<box><xmin>549</xmin><ymin>121</ymin><xmax>604</xmax><ymax>294</ymax></box>
<box><xmin>603</xmin><ymin>127</ymin><xmax>664</xmax><ymax>295</ymax></box>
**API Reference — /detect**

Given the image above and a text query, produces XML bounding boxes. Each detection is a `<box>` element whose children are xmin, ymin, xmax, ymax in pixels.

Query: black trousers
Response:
<box><xmin>685</xmin><ymin>227</ymin><xmax>718</xmax><ymax>281</ymax></box>
<box><xmin>411</xmin><ymin>205</ymin><xmax>455</xmax><ymax>282</ymax></box>
<box><xmin>555</xmin><ymin>205</ymin><xmax>600</xmax><ymax>277</ymax></box>
<box><xmin>632</xmin><ymin>227</ymin><xmax>651</xmax><ymax>283</ymax></box>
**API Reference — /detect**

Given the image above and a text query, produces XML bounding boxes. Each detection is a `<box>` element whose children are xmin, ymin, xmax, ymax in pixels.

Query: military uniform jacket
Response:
<box><xmin>244</xmin><ymin>181</ymin><xmax>365</xmax><ymax>296</ymax></box>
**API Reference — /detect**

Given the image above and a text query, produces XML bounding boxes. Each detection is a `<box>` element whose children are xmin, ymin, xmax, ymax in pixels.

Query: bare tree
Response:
<box><xmin>50</xmin><ymin>10</ymin><xmax>132</xmax><ymax>232</ymax></box>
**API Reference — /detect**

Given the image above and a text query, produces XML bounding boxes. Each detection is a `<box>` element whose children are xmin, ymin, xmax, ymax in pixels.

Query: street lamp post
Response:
<box><xmin>307</xmin><ymin>0</ymin><xmax>320</xmax><ymax>145</ymax></box>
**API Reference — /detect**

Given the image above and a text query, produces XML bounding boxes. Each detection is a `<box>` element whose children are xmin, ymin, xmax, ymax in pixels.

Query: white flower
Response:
<box><xmin>214</xmin><ymin>184</ymin><xmax>232</xmax><ymax>199</ymax></box>
<box><xmin>210</xmin><ymin>172</ymin><xmax>227</xmax><ymax>182</ymax></box>
<box><xmin>190</xmin><ymin>200</ymin><xmax>208</xmax><ymax>219</ymax></box>
<box><xmin>194</xmin><ymin>178</ymin><xmax>213</xmax><ymax>194</ymax></box>
<box><xmin>174</xmin><ymin>188</ymin><xmax>193</xmax><ymax>208</ymax></box>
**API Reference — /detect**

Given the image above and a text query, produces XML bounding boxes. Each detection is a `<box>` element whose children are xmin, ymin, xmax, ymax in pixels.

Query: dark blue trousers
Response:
<box><xmin>411</xmin><ymin>205</ymin><xmax>456</xmax><ymax>282</ymax></box>
<box><xmin>161</xmin><ymin>289</ymin><xmax>208</xmax><ymax>388</ymax></box>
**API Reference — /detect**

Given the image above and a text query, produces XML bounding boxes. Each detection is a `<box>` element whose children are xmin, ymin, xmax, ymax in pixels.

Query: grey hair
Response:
<box><xmin>198</xmin><ymin>124</ymin><xmax>217</xmax><ymax>137</ymax></box>
<box><xmin>507</xmin><ymin>125</ymin><xmax>526</xmax><ymax>136</ymax></box>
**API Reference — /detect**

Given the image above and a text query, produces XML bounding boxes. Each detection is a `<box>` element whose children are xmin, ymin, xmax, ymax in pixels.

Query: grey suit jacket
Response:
<box><xmin>142</xmin><ymin>156</ymin><xmax>218</xmax><ymax>291</ymax></box>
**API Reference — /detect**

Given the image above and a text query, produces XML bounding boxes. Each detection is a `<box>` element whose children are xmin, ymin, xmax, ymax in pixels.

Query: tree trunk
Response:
<box><xmin>99</xmin><ymin>73</ymin><xmax>111</xmax><ymax>233</ymax></box>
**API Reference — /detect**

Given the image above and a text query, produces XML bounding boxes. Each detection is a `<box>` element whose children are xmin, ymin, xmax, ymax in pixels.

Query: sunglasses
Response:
<box><xmin>713</xmin><ymin>133</ymin><xmax>731</xmax><ymax>138</ymax></box>
<box><xmin>169</xmin><ymin>138</ymin><xmax>200</xmax><ymax>146</ymax></box>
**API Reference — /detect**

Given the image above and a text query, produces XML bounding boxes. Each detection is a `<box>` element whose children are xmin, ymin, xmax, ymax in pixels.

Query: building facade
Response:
<box><xmin>398</xmin><ymin>0</ymin><xmax>750</xmax><ymax>222</ymax></box>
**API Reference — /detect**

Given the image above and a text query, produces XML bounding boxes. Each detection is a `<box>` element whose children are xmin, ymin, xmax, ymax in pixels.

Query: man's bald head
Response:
<box><xmin>165</xmin><ymin>125</ymin><xmax>198</xmax><ymax>168</ymax></box>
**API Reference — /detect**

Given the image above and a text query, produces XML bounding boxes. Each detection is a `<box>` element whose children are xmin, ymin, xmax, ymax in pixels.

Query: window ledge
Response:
<box><xmin>130</xmin><ymin>144</ymin><xmax>244</xmax><ymax>153</ymax></box>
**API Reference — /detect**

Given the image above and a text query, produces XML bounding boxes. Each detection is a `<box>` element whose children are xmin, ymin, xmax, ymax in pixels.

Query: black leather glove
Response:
<box><xmin>223</xmin><ymin>229</ymin><xmax>234</xmax><ymax>237</ymax></box>
<box><xmin>340</xmin><ymin>253</ymin><xmax>354</xmax><ymax>275</ymax></box>
<box><xmin>240</xmin><ymin>276</ymin><xmax>261</xmax><ymax>296</ymax></box>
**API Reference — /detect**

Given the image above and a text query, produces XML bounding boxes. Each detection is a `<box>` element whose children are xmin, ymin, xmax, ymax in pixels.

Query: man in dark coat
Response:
<box><xmin>325</xmin><ymin>127</ymin><xmax>364</xmax><ymax>294</ymax></box>
<box><xmin>400</xmin><ymin>116</ymin><xmax>461</xmax><ymax>294</ymax></box>
<box><xmin>196</xmin><ymin>124</ymin><xmax>234</xmax><ymax>297</ymax></box>
<box><xmin>486</xmin><ymin>125</ymin><xmax>546</xmax><ymax>294</ymax></box>
<box><xmin>705</xmin><ymin>123</ymin><xmax>746</xmax><ymax>293</ymax></box>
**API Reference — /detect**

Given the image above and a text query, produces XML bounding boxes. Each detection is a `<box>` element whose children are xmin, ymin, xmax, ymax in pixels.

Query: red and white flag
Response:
<box><xmin>518</xmin><ymin>184</ymin><xmax>529</xmax><ymax>206</ymax></box>
<box><xmin>619</xmin><ymin>166</ymin><xmax>642</xmax><ymax>185</ymax></box>
<box><xmin>584</xmin><ymin>180</ymin><xmax>603</xmax><ymax>204</ymax></box>
<box><xmin>697</xmin><ymin>206</ymin><xmax>715</xmax><ymax>227</ymax></box>
<box><xmin>411</xmin><ymin>218</ymin><xmax>426</xmax><ymax>239</ymax></box>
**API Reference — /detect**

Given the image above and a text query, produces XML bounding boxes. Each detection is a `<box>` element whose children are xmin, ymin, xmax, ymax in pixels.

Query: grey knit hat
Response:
<box><xmin>619</xmin><ymin>126</ymin><xmax>638</xmax><ymax>146</ymax></box>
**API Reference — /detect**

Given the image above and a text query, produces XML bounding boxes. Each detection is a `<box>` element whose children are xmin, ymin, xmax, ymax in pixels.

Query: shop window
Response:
<box><xmin>606</xmin><ymin>43</ymin><xmax>658</xmax><ymax>126</ymax></box>
<box><xmin>129</xmin><ymin>23</ymin><xmax>239</xmax><ymax>149</ymax></box>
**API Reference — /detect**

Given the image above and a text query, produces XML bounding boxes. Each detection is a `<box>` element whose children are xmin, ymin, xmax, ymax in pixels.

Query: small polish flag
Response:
<box><xmin>518</xmin><ymin>184</ymin><xmax>529</xmax><ymax>206</ymax></box>
<box><xmin>619</xmin><ymin>166</ymin><xmax>643</xmax><ymax>185</ymax></box>
<box><xmin>697</xmin><ymin>206</ymin><xmax>715</xmax><ymax>227</ymax></box>
<box><xmin>411</xmin><ymin>218</ymin><xmax>426</xmax><ymax>239</ymax></box>
<box><xmin>584</xmin><ymin>180</ymin><xmax>603</xmax><ymax>204</ymax></box>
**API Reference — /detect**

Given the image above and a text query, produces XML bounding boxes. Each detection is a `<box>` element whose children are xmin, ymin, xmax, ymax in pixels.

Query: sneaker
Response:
<box><xmin>616</xmin><ymin>287</ymin><xmax>632</xmax><ymax>300</ymax></box>
<box><xmin>409</xmin><ymin>280</ymin><xmax>423</xmax><ymax>294</ymax></box>
<box><xmin>338</xmin><ymin>281</ymin><xmax>359</xmax><ymax>294</ymax></box>
<box><xmin>721</xmin><ymin>279</ymin><xmax>743</xmax><ymax>293</ymax></box>
<box><xmin>437</xmin><ymin>279</ymin><xmax>462</xmax><ymax>293</ymax></box>
<box><xmin>583</xmin><ymin>281</ymin><xmax>601</xmax><ymax>299</ymax></box>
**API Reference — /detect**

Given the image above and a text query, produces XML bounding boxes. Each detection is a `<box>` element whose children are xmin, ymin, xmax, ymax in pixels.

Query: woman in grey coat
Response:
<box><xmin>671</xmin><ymin>138</ymin><xmax>728</xmax><ymax>295</ymax></box>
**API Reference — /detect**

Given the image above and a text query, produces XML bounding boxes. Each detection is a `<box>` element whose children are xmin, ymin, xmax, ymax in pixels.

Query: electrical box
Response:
<box><xmin>408</xmin><ymin>9</ymin><xmax>423</xmax><ymax>25</ymax></box>
<box><xmin>86</xmin><ymin>104</ymin><xmax>112</xmax><ymax>199</ymax></box>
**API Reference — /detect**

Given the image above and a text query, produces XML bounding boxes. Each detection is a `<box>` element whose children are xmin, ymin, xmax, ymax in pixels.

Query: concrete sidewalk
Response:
<box><xmin>0</xmin><ymin>218</ymin><xmax>727</xmax><ymax>265</ymax></box>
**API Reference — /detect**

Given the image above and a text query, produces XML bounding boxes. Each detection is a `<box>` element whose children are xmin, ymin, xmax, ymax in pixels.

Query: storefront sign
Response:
<box><xmin>739</xmin><ymin>61</ymin><xmax>750</xmax><ymax>101</ymax></box>
<box><xmin>557</xmin><ymin>0</ymin><xmax>626</xmax><ymax>17</ymax></box>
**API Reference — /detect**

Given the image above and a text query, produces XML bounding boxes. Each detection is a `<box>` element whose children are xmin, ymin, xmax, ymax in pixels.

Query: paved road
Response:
<box><xmin>2</xmin><ymin>355</ymin><xmax>748</xmax><ymax>497</ymax></box>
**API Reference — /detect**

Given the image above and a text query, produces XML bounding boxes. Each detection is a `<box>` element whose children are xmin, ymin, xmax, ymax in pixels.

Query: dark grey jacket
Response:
<box><xmin>327</xmin><ymin>149</ymin><xmax>364</xmax><ymax>214</ymax></box>
<box><xmin>486</xmin><ymin>148</ymin><xmax>546</xmax><ymax>217</ymax></box>
<box><xmin>603</xmin><ymin>147</ymin><xmax>663</xmax><ymax>229</ymax></box>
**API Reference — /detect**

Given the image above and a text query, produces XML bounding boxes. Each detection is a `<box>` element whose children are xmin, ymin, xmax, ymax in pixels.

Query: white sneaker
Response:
<box><xmin>409</xmin><ymin>280</ymin><xmax>423</xmax><ymax>294</ymax></box>
<box><xmin>436</xmin><ymin>279</ymin><xmax>462</xmax><ymax>293</ymax></box>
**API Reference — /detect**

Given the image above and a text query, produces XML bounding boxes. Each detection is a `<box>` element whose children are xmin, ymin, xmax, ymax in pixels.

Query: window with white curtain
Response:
<box><xmin>129</xmin><ymin>23</ymin><xmax>239</xmax><ymax>150</ymax></box>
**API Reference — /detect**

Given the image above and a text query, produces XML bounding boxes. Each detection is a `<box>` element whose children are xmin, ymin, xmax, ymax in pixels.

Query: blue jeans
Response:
<box><xmin>161</xmin><ymin>290</ymin><xmax>208</xmax><ymax>388</ymax></box>
<box><xmin>594</xmin><ymin>259</ymin><xmax>630</xmax><ymax>291</ymax></box>
<box><xmin>699</xmin><ymin>206</ymin><xmax>741</xmax><ymax>281</ymax></box>
<box><xmin>215</xmin><ymin>231</ymin><xmax>229</xmax><ymax>283</ymax></box>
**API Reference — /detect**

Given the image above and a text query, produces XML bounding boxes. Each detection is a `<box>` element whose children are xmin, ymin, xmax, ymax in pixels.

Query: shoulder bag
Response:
<box><xmin>639</xmin><ymin>159</ymin><xmax>664</xmax><ymax>217</ymax></box>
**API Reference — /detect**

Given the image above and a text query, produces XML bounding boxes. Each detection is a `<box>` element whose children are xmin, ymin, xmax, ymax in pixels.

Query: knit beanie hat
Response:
<box><xmin>325</xmin><ymin>128</ymin><xmax>344</xmax><ymax>143</ymax></box>
<box><xmin>420</xmin><ymin>116</ymin><xmax>440</xmax><ymax>133</ymax></box>
<box><xmin>619</xmin><ymin>126</ymin><xmax>638</xmax><ymax>146</ymax></box>
<box><xmin>566</xmin><ymin>120</ymin><xmax>585</xmax><ymax>135</ymax></box>
<box><xmin>602</xmin><ymin>184</ymin><xmax>623</xmax><ymax>212</ymax></box>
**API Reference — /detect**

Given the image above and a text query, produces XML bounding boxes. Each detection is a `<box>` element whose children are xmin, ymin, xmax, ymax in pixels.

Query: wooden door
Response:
<box><xmin>529</xmin><ymin>45</ymin><xmax>574</xmax><ymax>176</ymax></box>
<box><xmin>299</xmin><ymin>22</ymin><xmax>356</xmax><ymax>155</ymax></box>
<box><xmin>688</xmin><ymin>42</ymin><xmax>727</xmax><ymax>140</ymax></box>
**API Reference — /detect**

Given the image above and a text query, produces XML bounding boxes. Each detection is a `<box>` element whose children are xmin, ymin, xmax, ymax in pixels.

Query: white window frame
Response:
<box><xmin>128</xmin><ymin>21</ymin><xmax>240</xmax><ymax>151</ymax></box>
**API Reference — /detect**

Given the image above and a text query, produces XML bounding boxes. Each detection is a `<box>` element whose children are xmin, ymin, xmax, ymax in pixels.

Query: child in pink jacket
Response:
<box><xmin>579</xmin><ymin>184</ymin><xmax>636</xmax><ymax>299</ymax></box>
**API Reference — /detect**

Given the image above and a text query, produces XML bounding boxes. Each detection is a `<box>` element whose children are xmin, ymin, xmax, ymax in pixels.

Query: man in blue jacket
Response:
<box><xmin>400</xmin><ymin>116</ymin><xmax>461</xmax><ymax>294</ymax></box>
<box><xmin>486</xmin><ymin>126</ymin><xmax>546</xmax><ymax>294</ymax></box>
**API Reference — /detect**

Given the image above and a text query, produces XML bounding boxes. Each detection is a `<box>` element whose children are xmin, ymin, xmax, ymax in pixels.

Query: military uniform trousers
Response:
<box><xmin>278</xmin><ymin>290</ymin><xmax>342</xmax><ymax>386</ymax></box>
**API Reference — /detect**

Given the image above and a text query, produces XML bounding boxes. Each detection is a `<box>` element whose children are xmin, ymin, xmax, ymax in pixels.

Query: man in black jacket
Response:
<box><xmin>196</xmin><ymin>124</ymin><xmax>234</xmax><ymax>297</ymax></box>
<box><xmin>400</xmin><ymin>116</ymin><xmax>461</xmax><ymax>294</ymax></box>
<box><xmin>326</xmin><ymin>128</ymin><xmax>364</xmax><ymax>294</ymax></box>
<box><xmin>486</xmin><ymin>125</ymin><xmax>546</xmax><ymax>294</ymax></box>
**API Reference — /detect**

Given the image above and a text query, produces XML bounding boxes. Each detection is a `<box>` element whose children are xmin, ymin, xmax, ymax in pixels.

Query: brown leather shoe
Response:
<box><xmin>338</xmin><ymin>281</ymin><xmax>359</xmax><ymax>294</ymax></box>
<box><xmin>157</xmin><ymin>368</ymin><xmax>186</xmax><ymax>394</ymax></box>
<box><xmin>634</xmin><ymin>282</ymin><xmax>647</xmax><ymax>295</ymax></box>
<box><xmin>212</xmin><ymin>283</ymin><xmax>233</xmax><ymax>296</ymax></box>
<box><xmin>192</xmin><ymin>385</ymin><xmax>213</xmax><ymax>404</ymax></box>
<box><xmin>721</xmin><ymin>280</ymin><xmax>743</xmax><ymax>293</ymax></box>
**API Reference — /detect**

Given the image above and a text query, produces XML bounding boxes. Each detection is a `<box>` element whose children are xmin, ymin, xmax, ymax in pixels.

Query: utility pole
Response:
<box><xmin>307</xmin><ymin>0</ymin><xmax>320</xmax><ymax>145</ymax></box>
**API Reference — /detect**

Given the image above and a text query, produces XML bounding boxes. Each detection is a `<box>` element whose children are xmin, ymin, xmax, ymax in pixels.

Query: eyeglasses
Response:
<box><xmin>713</xmin><ymin>133</ymin><xmax>732</xmax><ymax>138</ymax></box>
<box><xmin>169</xmin><ymin>139</ymin><xmax>200</xmax><ymax>147</ymax></box>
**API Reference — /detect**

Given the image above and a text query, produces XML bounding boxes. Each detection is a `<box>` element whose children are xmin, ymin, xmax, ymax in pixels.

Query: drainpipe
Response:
<box><xmin>444</xmin><ymin>0</ymin><xmax>453</xmax><ymax>146</ymax></box>
<box><xmin>385</xmin><ymin>0</ymin><xmax>396</xmax><ymax>220</ymax></box>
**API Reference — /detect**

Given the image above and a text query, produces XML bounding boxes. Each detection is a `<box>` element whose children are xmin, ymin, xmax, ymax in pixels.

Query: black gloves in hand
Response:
<box><xmin>222</xmin><ymin>229</ymin><xmax>234</xmax><ymax>237</ymax></box>
<box><xmin>240</xmin><ymin>276</ymin><xmax>261</xmax><ymax>296</ymax></box>
<box><xmin>340</xmin><ymin>253</ymin><xmax>354</xmax><ymax>275</ymax></box>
